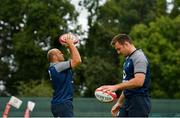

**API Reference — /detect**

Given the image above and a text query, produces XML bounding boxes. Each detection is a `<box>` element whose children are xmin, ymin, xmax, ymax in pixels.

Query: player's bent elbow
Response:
<box><xmin>79</xmin><ymin>58</ymin><xmax>82</xmax><ymax>64</ymax></box>
<box><xmin>76</xmin><ymin>58</ymin><xmax>82</xmax><ymax>65</ymax></box>
<box><xmin>76</xmin><ymin>60</ymin><xmax>82</xmax><ymax>66</ymax></box>
<box><xmin>71</xmin><ymin>59</ymin><xmax>82</xmax><ymax>68</ymax></box>
<box><xmin>137</xmin><ymin>83</ymin><xmax>144</xmax><ymax>87</ymax></box>
<box><xmin>135</xmin><ymin>81</ymin><xmax>144</xmax><ymax>87</ymax></box>
<box><xmin>133</xmin><ymin>76</ymin><xmax>145</xmax><ymax>88</ymax></box>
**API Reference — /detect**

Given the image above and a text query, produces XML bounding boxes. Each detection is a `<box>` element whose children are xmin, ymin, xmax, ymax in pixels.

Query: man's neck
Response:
<box><xmin>128</xmin><ymin>45</ymin><xmax>136</xmax><ymax>56</ymax></box>
<box><xmin>130</xmin><ymin>46</ymin><xmax>136</xmax><ymax>53</ymax></box>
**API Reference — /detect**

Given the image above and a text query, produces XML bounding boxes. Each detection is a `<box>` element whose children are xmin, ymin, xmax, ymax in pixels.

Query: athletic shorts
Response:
<box><xmin>118</xmin><ymin>95</ymin><xmax>151</xmax><ymax>117</ymax></box>
<box><xmin>51</xmin><ymin>101</ymin><xmax>74</xmax><ymax>117</ymax></box>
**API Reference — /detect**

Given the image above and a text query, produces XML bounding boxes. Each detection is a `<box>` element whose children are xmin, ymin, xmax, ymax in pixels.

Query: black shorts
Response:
<box><xmin>51</xmin><ymin>101</ymin><xmax>74</xmax><ymax>117</ymax></box>
<box><xmin>118</xmin><ymin>95</ymin><xmax>151</xmax><ymax>117</ymax></box>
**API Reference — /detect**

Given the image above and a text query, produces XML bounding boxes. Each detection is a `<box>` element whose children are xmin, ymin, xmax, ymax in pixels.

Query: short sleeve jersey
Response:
<box><xmin>48</xmin><ymin>61</ymin><xmax>73</xmax><ymax>104</ymax></box>
<box><xmin>122</xmin><ymin>49</ymin><xmax>150</xmax><ymax>97</ymax></box>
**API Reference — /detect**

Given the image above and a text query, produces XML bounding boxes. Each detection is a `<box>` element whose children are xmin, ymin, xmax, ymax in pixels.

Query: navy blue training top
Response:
<box><xmin>48</xmin><ymin>61</ymin><xmax>73</xmax><ymax>104</ymax></box>
<box><xmin>122</xmin><ymin>49</ymin><xmax>150</xmax><ymax>97</ymax></box>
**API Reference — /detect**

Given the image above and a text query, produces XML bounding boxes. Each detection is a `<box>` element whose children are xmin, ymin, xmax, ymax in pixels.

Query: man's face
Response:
<box><xmin>56</xmin><ymin>50</ymin><xmax>64</xmax><ymax>61</ymax></box>
<box><xmin>114</xmin><ymin>42</ymin><xmax>128</xmax><ymax>56</ymax></box>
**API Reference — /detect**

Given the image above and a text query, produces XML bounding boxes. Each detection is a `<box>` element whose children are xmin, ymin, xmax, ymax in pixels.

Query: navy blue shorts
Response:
<box><xmin>118</xmin><ymin>95</ymin><xmax>151</xmax><ymax>117</ymax></box>
<box><xmin>51</xmin><ymin>101</ymin><xmax>74</xmax><ymax>117</ymax></box>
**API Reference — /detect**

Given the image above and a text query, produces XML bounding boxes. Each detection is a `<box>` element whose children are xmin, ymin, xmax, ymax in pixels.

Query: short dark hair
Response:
<box><xmin>111</xmin><ymin>33</ymin><xmax>132</xmax><ymax>46</ymax></box>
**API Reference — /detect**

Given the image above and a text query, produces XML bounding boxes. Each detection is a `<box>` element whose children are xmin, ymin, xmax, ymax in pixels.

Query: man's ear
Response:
<box><xmin>123</xmin><ymin>41</ymin><xmax>129</xmax><ymax>47</ymax></box>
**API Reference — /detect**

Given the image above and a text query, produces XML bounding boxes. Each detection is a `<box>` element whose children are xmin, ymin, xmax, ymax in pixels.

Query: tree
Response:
<box><xmin>0</xmin><ymin>22</ymin><xmax>12</xmax><ymax>83</ymax></box>
<box><xmin>130</xmin><ymin>16</ymin><xmax>180</xmax><ymax>98</ymax></box>
<box><xmin>83</xmin><ymin>0</ymin><xmax>166</xmax><ymax>63</ymax></box>
<box><xmin>17</xmin><ymin>79</ymin><xmax>53</xmax><ymax>97</ymax></box>
<box><xmin>74</xmin><ymin>56</ymin><xmax>120</xmax><ymax>97</ymax></box>
<box><xmin>1</xmin><ymin>0</ymin><xmax>179</xmax><ymax>98</ymax></box>
<box><xmin>76</xmin><ymin>0</ymin><xmax>168</xmax><ymax>97</ymax></box>
<box><xmin>0</xmin><ymin>0</ymin><xmax>25</xmax><ymax>95</ymax></box>
<box><xmin>169</xmin><ymin>0</ymin><xmax>180</xmax><ymax>17</ymax></box>
<box><xmin>0</xmin><ymin>0</ymin><xmax>79</xmax><ymax>95</ymax></box>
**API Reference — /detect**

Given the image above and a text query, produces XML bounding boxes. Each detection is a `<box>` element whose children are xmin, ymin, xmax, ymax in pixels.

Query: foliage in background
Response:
<box><xmin>0</xmin><ymin>0</ymin><xmax>79</xmax><ymax>95</ymax></box>
<box><xmin>75</xmin><ymin>0</ymin><xmax>180</xmax><ymax>98</ymax></box>
<box><xmin>17</xmin><ymin>79</ymin><xmax>53</xmax><ymax>97</ymax></box>
<box><xmin>130</xmin><ymin>16</ymin><xmax>180</xmax><ymax>98</ymax></box>
<box><xmin>0</xmin><ymin>0</ymin><xmax>179</xmax><ymax>98</ymax></box>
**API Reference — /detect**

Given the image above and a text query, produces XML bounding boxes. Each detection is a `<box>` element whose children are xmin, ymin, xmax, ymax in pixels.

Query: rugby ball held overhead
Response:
<box><xmin>94</xmin><ymin>87</ymin><xmax>117</xmax><ymax>103</ymax></box>
<box><xmin>59</xmin><ymin>33</ymin><xmax>79</xmax><ymax>45</ymax></box>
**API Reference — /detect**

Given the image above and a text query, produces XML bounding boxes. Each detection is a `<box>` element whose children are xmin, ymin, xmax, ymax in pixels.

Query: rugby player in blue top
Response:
<box><xmin>47</xmin><ymin>34</ymin><xmax>81</xmax><ymax>117</ymax></box>
<box><xmin>100</xmin><ymin>34</ymin><xmax>151</xmax><ymax>117</ymax></box>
